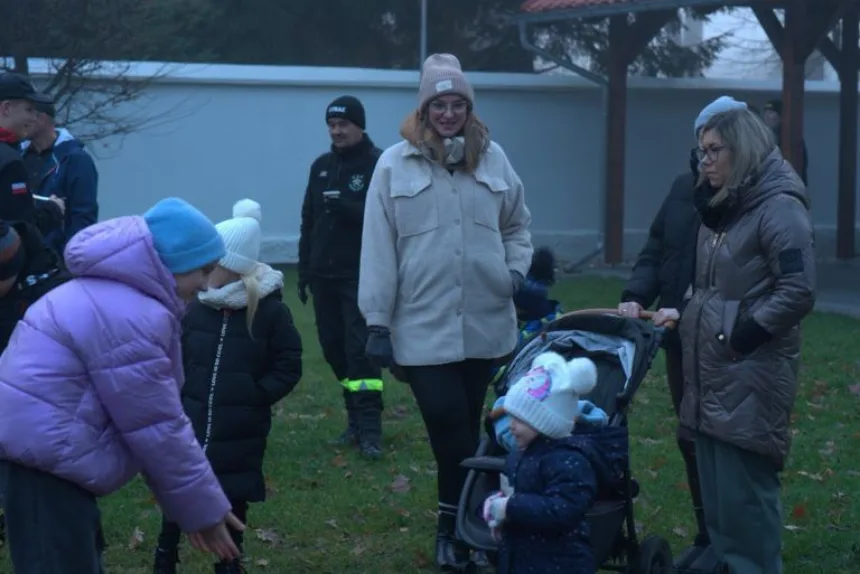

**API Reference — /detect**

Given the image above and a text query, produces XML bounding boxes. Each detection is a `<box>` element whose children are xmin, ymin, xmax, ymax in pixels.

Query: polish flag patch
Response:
<box><xmin>11</xmin><ymin>182</ymin><xmax>28</xmax><ymax>195</ymax></box>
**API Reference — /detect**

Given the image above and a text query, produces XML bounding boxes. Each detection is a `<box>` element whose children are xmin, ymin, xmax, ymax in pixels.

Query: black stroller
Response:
<box><xmin>456</xmin><ymin>308</ymin><xmax>674</xmax><ymax>573</ymax></box>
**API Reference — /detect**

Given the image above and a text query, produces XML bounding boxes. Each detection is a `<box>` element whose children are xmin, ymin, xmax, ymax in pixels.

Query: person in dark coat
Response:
<box><xmin>483</xmin><ymin>353</ymin><xmax>611</xmax><ymax>573</ymax></box>
<box><xmin>297</xmin><ymin>95</ymin><xmax>384</xmax><ymax>458</ymax></box>
<box><xmin>153</xmin><ymin>199</ymin><xmax>302</xmax><ymax>574</ymax></box>
<box><xmin>0</xmin><ymin>73</ymin><xmax>64</xmax><ymax>235</ymax></box>
<box><xmin>21</xmin><ymin>96</ymin><xmax>99</xmax><ymax>255</ymax></box>
<box><xmin>762</xmin><ymin>99</ymin><xmax>808</xmax><ymax>185</ymax></box>
<box><xmin>619</xmin><ymin>95</ymin><xmax>747</xmax><ymax>555</ymax></box>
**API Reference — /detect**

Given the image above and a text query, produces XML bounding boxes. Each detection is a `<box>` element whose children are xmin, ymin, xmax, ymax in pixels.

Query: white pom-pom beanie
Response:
<box><xmin>504</xmin><ymin>356</ymin><xmax>598</xmax><ymax>439</ymax></box>
<box><xmin>215</xmin><ymin>199</ymin><xmax>262</xmax><ymax>275</ymax></box>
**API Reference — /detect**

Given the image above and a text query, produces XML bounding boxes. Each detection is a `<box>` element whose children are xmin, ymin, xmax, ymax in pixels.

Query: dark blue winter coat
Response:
<box><xmin>498</xmin><ymin>427</ymin><xmax>627</xmax><ymax>574</ymax></box>
<box><xmin>21</xmin><ymin>128</ymin><xmax>99</xmax><ymax>255</ymax></box>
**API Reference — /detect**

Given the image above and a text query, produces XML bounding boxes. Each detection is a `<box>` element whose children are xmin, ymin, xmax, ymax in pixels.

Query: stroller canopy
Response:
<box><xmin>495</xmin><ymin>311</ymin><xmax>665</xmax><ymax>417</ymax></box>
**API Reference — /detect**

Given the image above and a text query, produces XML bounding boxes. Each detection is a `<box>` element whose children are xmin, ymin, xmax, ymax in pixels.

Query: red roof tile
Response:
<box><xmin>521</xmin><ymin>0</ymin><xmax>638</xmax><ymax>13</ymax></box>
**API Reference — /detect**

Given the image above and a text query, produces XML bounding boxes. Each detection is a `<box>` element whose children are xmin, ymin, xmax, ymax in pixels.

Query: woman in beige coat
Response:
<box><xmin>358</xmin><ymin>53</ymin><xmax>533</xmax><ymax>571</ymax></box>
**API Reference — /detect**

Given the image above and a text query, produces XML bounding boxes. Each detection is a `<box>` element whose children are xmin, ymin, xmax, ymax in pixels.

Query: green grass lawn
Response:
<box><xmin>3</xmin><ymin>274</ymin><xmax>859</xmax><ymax>573</ymax></box>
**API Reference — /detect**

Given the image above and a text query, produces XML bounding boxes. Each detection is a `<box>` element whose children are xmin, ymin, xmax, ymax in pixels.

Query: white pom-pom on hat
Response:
<box><xmin>566</xmin><ymin>357</ymin><xmax>598</xmax><ymax>396</ymax></box>
<box><xmin>216</xmin><ymin>199</ymin><xmax>263</xmax><ymax>275</ymax></box>
<box><xmin>232</xmin><ymin>199</ymin><xmax>262</xmax><ymax>222</ymax></box>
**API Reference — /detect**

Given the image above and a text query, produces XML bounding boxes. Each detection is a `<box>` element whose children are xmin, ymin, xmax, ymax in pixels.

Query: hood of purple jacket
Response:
<box><xmin>64</xmin><ymin>215</ymin><xmax>186</xmax><ymax>317</ymax></box>
<box><xmin>0</xmin><ymin>216</ymin><xmax>229</xmax><ymax>533</ymax></box>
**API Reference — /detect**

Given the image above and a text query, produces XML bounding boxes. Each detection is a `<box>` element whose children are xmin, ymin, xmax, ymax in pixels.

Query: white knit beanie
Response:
<box><xmin>503</xmin><ymin>355</ymin><xmax>598</xmax><ymax>439</ymax></box>
<box><xmin>215</xmin><ymin>199</ymin><xmax>262</xmax><ymax>275</ymax></box>
<box><xmin>418</xmin><ymin>53</ymin><xmax>475</xmax><ymax>110</ymax></box>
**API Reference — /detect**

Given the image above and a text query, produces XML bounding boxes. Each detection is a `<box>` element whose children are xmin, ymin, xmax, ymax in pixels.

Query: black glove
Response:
<box><xmin>366</xmin><ymin>326</ymin><xmax>394</xmax><ymax>369</ymax></box>
<box><xmin>729</xmin><ymin>319</ymin><xmax>772</xmax><ymax>355</ymax></box>
<box><xmin>297</xmin><ymin>281</ymin><xmax>309</xmax><ymax>305</ymax></box>
<box><xmin>510</xmin><ymin>270</ymin><xmax>525</xmax><ymax>295</ymax></box>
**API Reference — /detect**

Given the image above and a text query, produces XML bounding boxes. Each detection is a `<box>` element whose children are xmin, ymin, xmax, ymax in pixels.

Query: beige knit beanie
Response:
<box><xmin>418</xmin><ymin>53</ymin><xmax>475</xmax><ymax>110</ymax></box>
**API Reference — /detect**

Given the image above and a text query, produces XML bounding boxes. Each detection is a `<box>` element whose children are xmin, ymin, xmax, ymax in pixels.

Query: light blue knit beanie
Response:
<box><xmin>694</xmin><ymin>96</ymin><xmax>747</xmax><ymax>137</ymax></box>
<box><xmin>143</xmin><ymin>197</ymin><xmax>225</xmax><ymax>274</ymax></box>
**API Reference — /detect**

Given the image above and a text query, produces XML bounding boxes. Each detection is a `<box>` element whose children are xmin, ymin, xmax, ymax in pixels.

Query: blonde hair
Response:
<box><xmin>241</xmin><ymin>269</ymin><xmax>261</xmax><ymax>337</ymax></box>
<box><xmin>399</xmin><ymin>108</ymin><xmax>490</xmax><ymax>172</ymax></box>
<box><xmin>697</xmin><ymin>108</ymin><xmax>776</xmax><ymax>206</ymax></box>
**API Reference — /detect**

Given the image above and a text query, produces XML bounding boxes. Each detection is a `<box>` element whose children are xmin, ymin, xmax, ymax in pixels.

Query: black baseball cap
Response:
<box><xmin>0</xmin><ymin>72</ymin><xmax>53</xmax><ymax>105</ymax></box>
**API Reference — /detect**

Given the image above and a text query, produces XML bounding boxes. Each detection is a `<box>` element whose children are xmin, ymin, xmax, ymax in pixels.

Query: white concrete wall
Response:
<box><xmin>40</xmin><ymin>63</ymin><xmax>860</xmax><ymax>264</ymax></box>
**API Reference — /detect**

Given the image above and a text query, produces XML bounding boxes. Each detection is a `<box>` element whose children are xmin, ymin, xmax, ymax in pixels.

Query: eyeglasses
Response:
<box><xmin>428</xmin><ymin>99</ymin><xmax>469</xmax><ymax>114</ymax></box>
<box><xmin>693</xmin><ymin>145</ymin><xmax>725</xmax><ymax>164</ymax></box>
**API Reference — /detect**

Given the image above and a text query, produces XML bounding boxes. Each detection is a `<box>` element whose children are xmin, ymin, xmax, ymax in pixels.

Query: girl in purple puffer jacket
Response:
<box><xmin>0</xmin><ymin>197</ymin><xmax>244</xmax><ymax>574</ymax></box>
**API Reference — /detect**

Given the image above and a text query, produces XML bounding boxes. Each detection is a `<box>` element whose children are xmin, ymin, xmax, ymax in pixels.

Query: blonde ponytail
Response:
<box><xmin>242</xmin><ymin>270</ymin><xmax>262</xmax><ymax>337</ymax></box>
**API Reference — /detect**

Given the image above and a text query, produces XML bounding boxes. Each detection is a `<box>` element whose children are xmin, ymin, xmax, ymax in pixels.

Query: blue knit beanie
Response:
<box><xmin>694</xmin><ymin>96</ymin><xmax>747</xmax><ymax>137</ymax></box>
<box><xmin>143</xmin><ymin>198</ymin><xmax>225</xmax><ymax>274</ymax></box>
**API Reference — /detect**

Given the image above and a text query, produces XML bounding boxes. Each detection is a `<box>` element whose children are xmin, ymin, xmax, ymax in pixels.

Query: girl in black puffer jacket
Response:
<box><xmin>153</xmin><ymin>200</ymin><xmax>303</xmax><ymax>574</ymax></box>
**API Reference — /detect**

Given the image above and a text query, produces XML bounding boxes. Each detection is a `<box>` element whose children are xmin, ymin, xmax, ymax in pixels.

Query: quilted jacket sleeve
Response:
<box><xmin>87</xmin><ymin>315</ymin><xmax>230</xmax><ymax>533</ymax></box>
<box><xmin>752</xmin><ymin>195</ymin><xmax>816</xmax><ymax>336</ymax></box>
<box><xmin>505</xmin><ymin>449</ymin><xmax>597</xmax><ymax>533</ymax></box>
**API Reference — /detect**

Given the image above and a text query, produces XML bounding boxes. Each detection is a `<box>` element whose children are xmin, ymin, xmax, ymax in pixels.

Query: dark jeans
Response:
<box><xmin>666</xmin><ymin>342</ymin><xmax>704</xmax><ymax>514</ymax></box>
<box><xmin>403</xmin><ymin>360</ymin><xmax>493</xmax><ymax>508</ymax></box>
<box><xmin>157</xmin><ymin>499</ymin><xmax>248</xmax><ymax>555</ymax></box>
<box><xmin>311</xmin><ymin>278</ymin><xmax>381</xmax><ymax>383</ymax></box>
<box><xmin>0</xmin><ymin>460</ymin><xmax>103</xmax><ymax>574</ymax></box>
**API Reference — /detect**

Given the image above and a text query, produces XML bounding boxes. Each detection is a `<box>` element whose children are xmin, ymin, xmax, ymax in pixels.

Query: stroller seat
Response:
<box><xmin>456</xmin><ymin>310</ymin><xmax>674</xmax><ymax>574</ymax></box>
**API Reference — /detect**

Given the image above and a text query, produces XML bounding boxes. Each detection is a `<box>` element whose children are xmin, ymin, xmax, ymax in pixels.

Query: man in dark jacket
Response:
<box><xmin>619</xmin><ymin>95</ymin><xmax>748</xmax><ymax>564</ymax></box>
<box><xmin>21</xmin><ymin>96</ymin><xmax>99</xmax><ymax>255</ymax></box>
<box><xmin>297</xmin><ymin>95</ymin><xmax>384</xmax><ymax>459</ymax></box>
<box><xmin>762</xmin><ymin>99</ymin><xmax>808</xmax><ymax>185</ymax></box>
<box><xmin>0</xmin><ymin>73</ymin><xmax>64</xmax><ymax>236</ymax></box>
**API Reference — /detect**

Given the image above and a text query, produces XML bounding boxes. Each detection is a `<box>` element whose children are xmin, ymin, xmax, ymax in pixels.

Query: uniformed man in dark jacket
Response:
<box><xmin>0</xmin><ymin>73</ymin><xmax>64</xmax><ymax>236</ymax></box>
<box><xmin>298</xmin><ymin>95</ymin><xmax>384</xmax><ymax>459</ymax></box>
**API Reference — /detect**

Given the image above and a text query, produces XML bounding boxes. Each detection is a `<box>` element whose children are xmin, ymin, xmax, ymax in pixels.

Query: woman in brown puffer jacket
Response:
<box><xmin>652</xmin><ymin>107</ymin><xmax>815</xmax><ymax>574</ymax></box>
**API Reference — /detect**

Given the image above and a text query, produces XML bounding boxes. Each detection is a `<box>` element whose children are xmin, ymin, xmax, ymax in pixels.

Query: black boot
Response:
<box><xmin>436</xmin><ymin>510</ymin><xmax>469</xmax><ymax>571</ymax></box>
<box><xmin>152</xmin><ymin>548</ymin><xmax>179</xmax><ymax>574</ymax></box>
<box><xmin>329</xmin><ymin>389</ymin><xmax>359</xmax><ymax>447</ymax></box>
<box><xmin>693</xmin><ymin>506</ymin><xmax>710</xmax><ymax>547</ymax></box>
<box><xmin>214</xmin><ymin>558</ymin><xmax>245</xmax><ymax>573</ymax></box>
<box><xmin>678</xmin><ymin>435</ymin><xmax>710</xmax><ymax>547</ymax></box>
<box><xmin>355</xmin><ymin>390</ymin><xmax>384</xmax><ymax>459</ymax></box>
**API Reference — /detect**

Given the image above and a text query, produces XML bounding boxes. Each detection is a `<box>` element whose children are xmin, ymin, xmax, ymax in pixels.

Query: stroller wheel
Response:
<box><xmin>634</xmin><ymin>535</ymin><xmax>673</xmax><ymax>574</ymax></box>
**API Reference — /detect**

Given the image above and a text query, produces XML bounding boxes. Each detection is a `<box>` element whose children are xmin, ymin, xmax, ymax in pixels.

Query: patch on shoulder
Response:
<box><xmin>778</xmin><ymin>248</ymin><xmax>804</xmax><ymax>275</ymax></box>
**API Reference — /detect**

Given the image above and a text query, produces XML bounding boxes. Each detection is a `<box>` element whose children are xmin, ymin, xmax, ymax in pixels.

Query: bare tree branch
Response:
<box><xmin>0</xmin><ymin>0</ymin><xmax>209</xmax><ymax>145</ymax></box>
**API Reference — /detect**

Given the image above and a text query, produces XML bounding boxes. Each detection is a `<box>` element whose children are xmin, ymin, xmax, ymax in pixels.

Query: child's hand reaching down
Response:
<box><xmin>188</xmin><ymin>511</ymin><xmax>246</xmax><ymax>561</ymax></box>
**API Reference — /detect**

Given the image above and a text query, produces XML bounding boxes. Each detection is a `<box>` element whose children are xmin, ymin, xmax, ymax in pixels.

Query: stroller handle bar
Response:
<box><xmin>558</xmin><ymin>308</ymin><xmax>677</xmax><ymax>330</ymax></box>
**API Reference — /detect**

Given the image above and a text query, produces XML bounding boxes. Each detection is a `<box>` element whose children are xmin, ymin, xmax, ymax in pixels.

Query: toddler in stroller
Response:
<box><xmin>482</xmin><ymin>352</ymin><xmax>604</xmax><ymax>572</ymax></box>
<box><xmin>456</xmin><ymin>309</ymin><xmax>675</xmax><ymax>573</ymax></box>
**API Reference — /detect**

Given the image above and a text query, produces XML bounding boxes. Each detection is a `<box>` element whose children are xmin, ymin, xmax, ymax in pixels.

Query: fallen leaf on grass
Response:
<box><xmin>797</xmin><ymin>470</ymin><xmax>825</xmax><ymax>482</ymax></box>
<box><xmin>391</xmin><ymin>405</ymin><xmax>409</xmax><ymax>419</ymax></box>
<box><xmin>128</xmin><ymin>526</ymin><xmax>145</xmax><ymax>550</ymax></box>
<box><xmin>351</xmin><ymin>544</ymin><xmax>366</xmax><ymax>556</ymax></box>
<box><xmin>415</xmin><ymin>550</ymin><xmax>431</xmax><ymax>568</ymax></box>
<box><xmin>391</xmin><ymin>474</ymin><xmax>411</xmax><ymax>493</ymax></box>
<box><xmin>637</xmin><ymin>438</ymin><xmax>664</xmax><ymax>446</ymax></box>
<box><xmin>849</xmin><ymin>384</ymin><xmax>860</xmax><ymax>397</ymax></box>
<box><xmin>672</xmin><ymin>526</ymin><xmax>688</xmax><ymax>538</ymax></box>
<box><xmin>331</xmin><ymin>454</ymin><xmax>348</xmax><ymax>468</ymax></box>
<box><xmin>791</xmin><ymin>504</ymin><xmax>807</xmax><ymax>520</ymax></box>
<box><xmin>784</xmin><ymin>524</ymin><xmax>803</xmax><ymax>531</ymax></box>
<box><xmin>255</xmin><ymin>527</ymin><xmax>282</xmax><ymax>546</ymax></box>
<box><xmin>255</xmin><ymin>558</ymin><xmax>270</xmax><ymax>567</ymax></box>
